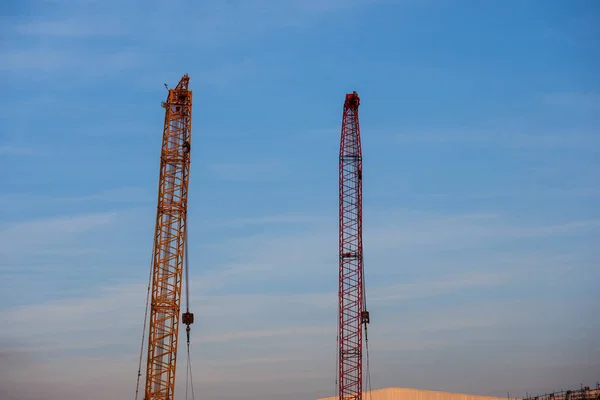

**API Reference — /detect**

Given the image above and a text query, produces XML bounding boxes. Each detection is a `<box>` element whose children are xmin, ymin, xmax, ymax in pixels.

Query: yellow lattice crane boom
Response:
<box><xmin>138</xmin><ymin>74</ymin><xmax>194</xmax><ymax>400</ymax></box>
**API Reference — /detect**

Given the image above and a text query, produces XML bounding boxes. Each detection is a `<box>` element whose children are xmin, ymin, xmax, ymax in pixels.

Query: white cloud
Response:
<box><xmin>0</xmin><ymin>212</ymin><xmax>118</xmax><ymax>255</ymax></box>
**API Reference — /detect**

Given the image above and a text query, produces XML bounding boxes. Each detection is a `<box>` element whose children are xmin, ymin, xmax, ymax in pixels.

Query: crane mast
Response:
<box><xmin>144</xmin><ymin>74</ymin><xmax>194</xmax><ymax>400</ymax></box>
<box><xmin>338</xmin><ymin>91</ymin><xmax>369</xmax><ymax>400</ymax></box>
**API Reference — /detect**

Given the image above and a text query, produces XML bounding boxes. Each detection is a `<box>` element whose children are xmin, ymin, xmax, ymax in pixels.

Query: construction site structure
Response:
<box><xmin>338</xmin><ymin>91</ymin><xmax>370</xmax><ymax>400</ymax></box>
<box><xmin>320</xmin><ymin>387</ymin><xmax>510</xmax><ymax>400</ymax></box>
<box><xmin>522</xmin><ymin>383</ymin><xmax>600</xmax><ymax>400</ymax></box>
<box><xmin>135</xmin><ymin>74</ymin><xmax>194</xmax><ymax>400</ymax></box>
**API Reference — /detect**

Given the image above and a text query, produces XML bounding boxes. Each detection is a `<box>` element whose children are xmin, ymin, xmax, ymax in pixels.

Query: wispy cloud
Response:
<box><xmin>180</xmin><ymin>0</ymin><xmax>378</xmax><ymax>41</ymax></box>
<box><xmin>0</xmin><ymin>212</ymin><xmax>118</xmax><ymax>255</ymax></box>
<box><xmin>14</xmin><ymin>19</ymin><xmax>125</xmax><ymax>37</ymax></box>
<box><xmin>0</xmin><ymin>145</ymin><xmax>44</xmax><ymax>156</ymax></box>
<box><xmin>198</xmin><ymin>326</ymin><xmax>333</xmax><ymax>344</ymax></box>
<box><xmin>2</xmin><ymin>204</ymin><xmax>598</xmax><ymax>398</ymax></box>
<box><xmin>543</xmin><ymin>92</ymin><xmax>600</xmax><ymax>109</ymax></box>
<box><xmin>0</xmin><ymin>187</ymin><xmax>149</xmax><ymax>207</ymax></box>
<box><xmin>0</xmin><ymin>268</ymin><xmax>512</xmax><ymax>355</ymax></box>
<box><xmin>217</xmin><ymin>213</ymin><xmax>327</xmax><ymax>227</ymax></box>
<box><xmin>208</xmin><ymin>160</ymin><xmax>288</xmax><ymax>182</ymax></box>
<box><xmin>393</xmin><ymin>131</ymin><xmax>599</xmax><ymax>150</ymax></box>
<box><xmin>364</xmin><ymin>210</ymin><xmax>600</xmax><ymax>253</ymax></box>
<box><xmin>2</xmin><ymin>273</ymin><xmax>591</xmax><ymax>399</ymax></box>
<box><xmin>419</xmin><ymin>187</ymin><xmax>600</xmax><ymax>200</ymax></box>
<box><xmin>0</xmin><ymin>212</ymin><xmax>117</xmax><ymax>237</ymax></box>
<box><xmin>192</xmin><ymin>209</ymin><xmax>600</xmax><ymax>300</ymax></box>
<box><xmin>0</xmin><ymin>228</ymin><xmax>575</xmax><ymax>355</ymax></box>
<box><xmin>369</xmin><ymin>272</ymin><xmax>510</xmax><ymax>303</ymax></box>
<box><xmin>0</xmin><ymin>49</ymin><xmax>141</xmax><ymax>75</ymax></box>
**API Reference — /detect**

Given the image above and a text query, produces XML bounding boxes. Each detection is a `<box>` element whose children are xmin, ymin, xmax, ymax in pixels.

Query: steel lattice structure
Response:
<box><xmin>144</xmin><ymin>74</ymin><xmax>194</xmax><ymax>400</ymax></box>
<box><xmin>338</xmin><ymin>91</ymin><xmax>369</xmax><ymax>400</ymax></box>
<box><xmin>522</xmin><ymin>383</ymin><xmax>600</xmax><ymax>400</ymax></box>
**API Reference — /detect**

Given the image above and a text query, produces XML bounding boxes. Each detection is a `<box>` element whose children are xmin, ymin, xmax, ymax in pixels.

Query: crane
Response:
<box><xmin>338</xmin><ymin>91</ymin><xmax>370</xmax><ymax>400</ymax></box>
<box><xmin>135</xmin><ymin>74</ymin><xmax>194</xmax><ymax>400</ymax></box>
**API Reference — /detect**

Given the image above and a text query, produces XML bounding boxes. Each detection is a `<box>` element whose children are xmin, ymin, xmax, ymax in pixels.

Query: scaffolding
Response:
<box><xmin>522</xmin><ymin>383</ymin><xmax>600</xmax><ymax>400</ymax></box>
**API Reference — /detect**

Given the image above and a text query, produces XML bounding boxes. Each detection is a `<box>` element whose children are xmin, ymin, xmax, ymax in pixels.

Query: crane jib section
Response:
<box><xmin>338</xmin><ymin>91</ymin><xmax>369</xmax><ymax>400</ymax></box>
<box><xmin>144</xmin><ymin>75</ymin><xmax>193</xmax><ymax>400</ymax></box>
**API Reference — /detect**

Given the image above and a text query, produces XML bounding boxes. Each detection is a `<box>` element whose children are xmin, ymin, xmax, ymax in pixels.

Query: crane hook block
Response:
<box><xmin>361</xmin><ymin>311</ymin><xmax>370</xmax><ymax>324</ymax></box>
<box><xmin>182</xmin><ymin>312</ymin><xmax>194</xmax><ymax>326</ymax></box>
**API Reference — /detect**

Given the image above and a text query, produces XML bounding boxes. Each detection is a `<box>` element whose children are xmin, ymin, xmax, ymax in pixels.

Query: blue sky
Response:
<box><xmin>1</xmin><ymin>0</ymin><xmax>599</xmax><ymax>399</ymax></box>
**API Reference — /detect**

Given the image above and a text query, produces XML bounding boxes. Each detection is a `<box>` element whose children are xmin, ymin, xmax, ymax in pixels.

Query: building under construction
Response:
<box><xmin>522</xmin><ymin>383</ymin><xmax>600</xmax><ymax>400</ymax></box>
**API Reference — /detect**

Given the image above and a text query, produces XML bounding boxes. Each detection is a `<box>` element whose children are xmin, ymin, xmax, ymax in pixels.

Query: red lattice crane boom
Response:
<box><xmin>140</xmin><ymin>74</ymin><xmax>194</xmax><ymax>400</ymax></box>
<box><xmin>338</xmin><ymin>91</ymin><xmax>370</xmax><ymax>400</ymax></box>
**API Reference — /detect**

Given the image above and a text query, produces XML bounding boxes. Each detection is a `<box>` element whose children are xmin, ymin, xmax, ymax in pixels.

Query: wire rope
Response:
<box><xmin>134</xmin><ymin>240</ymin><xmax>155</xmax><ymax>400</ymax></box>
<box><xmin>183</xmin><ymin>227</ymin><xmax>195</xmax><ymax>400</ymax></box>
